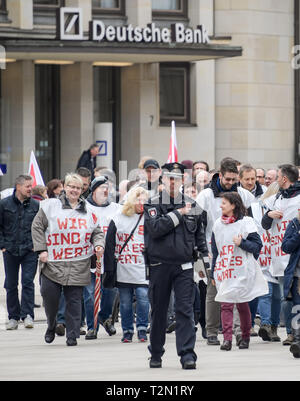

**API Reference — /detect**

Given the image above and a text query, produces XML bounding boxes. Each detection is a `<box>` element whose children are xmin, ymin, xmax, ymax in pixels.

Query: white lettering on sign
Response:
<box><xmin>59</xmin><ymin>8</ymin><xmax>210</xmax><ymax>44</ymax></box>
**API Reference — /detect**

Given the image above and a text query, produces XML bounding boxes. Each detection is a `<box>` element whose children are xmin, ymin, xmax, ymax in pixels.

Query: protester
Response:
<box><xmin>192</xmin><ymin>161</ymin><xmax>210</xmax><ymax>180</ymax></box>
<box><xmin>252</xmin><ymin>183</ymin><xmax>282</xmax><ymax>342</ymax></box>
<box><xmin>32</xmin><ymin>185</ymin><xmax>48</xmax><ymax>202</ymax></box>
<box><xmin>141</xmin><ymin>159</ymin><xmax>161</xmax><ymax>198</ymax></box>
<box><xmin>31</xmin><ymin>173</ymin><xmax>105</xmax><ymax>346</ymax></box>
<box><xmin>196</xmin><ymin>158</ymin><xmax>255</xmax><ymax>346</ymax></box>
<box><xmin>239</xmin><ymin>164</ymin><xmax>266</xmax><ymax>200</ymax></box>
<box><xmin>256</xmin><ymin>168</ymin><xmax>266</xmax><ymax>186</ymax></box>
<box><xmin>76</xmin><ymin>144</ymin><xmax>99</xmax><ymax>180</ymax></box>
<box><xmin>262</xmin><ymin>164</ymin><xmax>300</xmax><ymax>345</ymax></box>
<box><xmin>282</xmin><ymin>210</ymin><xmax>300</xmax><ymax>358</ymax></box>
<box><xmin>84</xmin><ymin>176</ymin><xmax>121</xmax><ymax>340</ymax></box>
<box><xmin>104</xmin><ymin>186</ymin><xmax>150</xmax><ymax>343</ymax></box>
<box><xmin>76</xmin><ymin>167</ymin><xmax>92</xmax><ymax>199</ymax></box>
<box><xmin>144</xmin><ymin>162</ymin><xmax>209</xmax><ymax>370</ymax></box>
<box><xmin>265</xmin><ymin>169</ymin><xmax>278</xmax><ymax>187</ymax></box>
<box><xmin>211</xmin><ymin>192</ymin><xmax>267</xmax><ymax>351</ymax></box>
<box><xmin>47</xmin><ymin>179</ymin><xmax>63</xmax><ymax>199</ymax></box>
<box><xmin>0</xmin><ymin>175</ymin><xmax>39</xmax><ymax>330</ymax></box>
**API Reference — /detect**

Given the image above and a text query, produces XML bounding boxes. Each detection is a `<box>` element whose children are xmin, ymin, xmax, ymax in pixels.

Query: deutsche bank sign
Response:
<box><xmin>59</xmin><ymin>7</ymin><xmax>210</xmax><ymax>45</ymax></box>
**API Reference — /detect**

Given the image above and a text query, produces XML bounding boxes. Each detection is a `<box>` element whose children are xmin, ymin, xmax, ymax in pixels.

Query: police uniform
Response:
<box><xmin>144</xmin><ymin>163</ymin><xmax>208</xmax><ymax>369</ymax></box>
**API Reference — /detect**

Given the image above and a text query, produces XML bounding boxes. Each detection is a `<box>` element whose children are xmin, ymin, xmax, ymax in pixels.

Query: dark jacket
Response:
<box><xmin>76</xmin><ymin>149</ymin><xmax>97</xmax><ymax>179</ymax></box>
<box><xmin>144</xmin><ymin>190</ymin><xmax>208</xmax><ymax>266</ymax></box>
<box><xmin>282</xmin><ymin>218</ymin><xmax>300</xmax><ymax>299</ymax></box>
<box><xmin>0</xmin><ymin>190</ymin><xmax>39</xmax><ymax>256</ymax></box>
<box><xmin>262</xmin><ymin>182</ymin><xmax>300</xmax><ymax>230</ymax></box>
<box><xmin>211</xmin><ymin>224</ymin><xmax>263</xmax><ymax>278</ymax></box>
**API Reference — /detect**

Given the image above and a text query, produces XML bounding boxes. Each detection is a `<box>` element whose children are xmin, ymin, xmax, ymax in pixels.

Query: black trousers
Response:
<box><xmin>40</xmin><ymin>274</ymin><xmax>83</xmax><ymax>340</ymax></box>
<box><xmin>148</xmin><ymin>263</ymin><xmax>197</xmax><ymax>364</ymax></box>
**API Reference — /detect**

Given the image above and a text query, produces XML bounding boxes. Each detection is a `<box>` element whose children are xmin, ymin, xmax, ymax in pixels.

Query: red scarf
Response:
<box><xmin>221</xmin><ymin>215</ymin><xmax>236</xmax><ymax>225</ymax></box>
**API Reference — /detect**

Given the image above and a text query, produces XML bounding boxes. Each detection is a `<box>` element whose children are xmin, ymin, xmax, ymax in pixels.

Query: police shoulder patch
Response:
<box><xmin>148</xmin><ymin>207</ymin><xmax>158</xmax><ymax>218</ymax></box>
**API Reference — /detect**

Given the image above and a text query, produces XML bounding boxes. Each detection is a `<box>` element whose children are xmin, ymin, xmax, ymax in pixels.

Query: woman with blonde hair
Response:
<box><xmin>104</xmin><ymin>186</ymin><xmax>150</xmax><ymax>343</ymax></box>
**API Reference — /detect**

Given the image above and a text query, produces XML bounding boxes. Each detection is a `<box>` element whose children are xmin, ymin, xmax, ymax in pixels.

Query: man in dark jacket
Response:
<box><xmin>0</xmin><ymin>175</ymin><xmax>39</xmax><ymax>330</ymax></box>
<box><xmin>76</xmin><ymin>144</ymin><xmax>99</xmax><ymax>180</ymax></box>
<box><xmin>144</xmin><ymin>163</ymin><xmax>209</xmax><ymax>370</ymax></box>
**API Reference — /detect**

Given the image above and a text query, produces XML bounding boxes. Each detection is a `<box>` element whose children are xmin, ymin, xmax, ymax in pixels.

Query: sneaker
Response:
<box><xmin>80</xmin><ymin>326</ymin><xmax>86</xmax><ymax>336</ymax></box>
<box><xmin>283</xmin><ymin>334</ymin><xmax>294</xmax><ymax>346</ymax></box>
<box><xmin>6</xmin><ymin>319</ymin><xmax>18</xmax><ymax>331</ymax></box>
<box><xmin>55</xmin><ymin>324</ymin><xmax>65</xmax><ymax>337</ymax></box>
<box><xmin>100</xmin><ymin>318</ymin><xmax>116</xmax><ymax>336</ymax></box>
<box><xmin>250</xmin><ymin>327</ymin><xmax>258</xmax><ymax>337</ymax></box>
<box><xmin>207</xmin><ymin>336</ymin><xmax>220</xmax><ymax>346</ymax></box>
<box><xmin>138</xmin><ymin>330</ymin><xmax>148</xmax><ymax>342</ymax></box>
<box><xmin>85</xmin><ymin>329</ymin><xmax>97</xmax><ymax>340</ymax></box>
<box><xmin>24</xmin><ymin>315</ymin><xmax>34</xmax><ymax>329</ymax></box>
<box><xmin>121</xmin><ymin>332</ymin><xmax>133</xmax><ymax>343</ymax></box>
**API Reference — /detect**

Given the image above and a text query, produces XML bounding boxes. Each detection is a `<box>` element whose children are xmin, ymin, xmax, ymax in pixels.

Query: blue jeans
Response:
<box><xmin>290</xmin><ymin>277</ymin><xmax>300</xmax><ymax>333</ymax></box>
<box><xmin>278</xmin><ymin>277</ymin><xmax>293</xmax><ymax>334</ymax></box>
<box><xmin>83</xmin><ymin>273</ymin><xmax>117</xmax><ymax>331</ymax></box>
<box><xmin>3</xmin><ymin>251</ymin><xmax>38</xmax><ymax>321</ymax></box>
<box><xmin>118</xmin><ymin>286</ymin><xmax>150</xmax><ymax>334</ymax></box>
<box><xmin>258</xmin><ymin>282</ymin><xmax>281</xmax><ymax>326</ymax></box>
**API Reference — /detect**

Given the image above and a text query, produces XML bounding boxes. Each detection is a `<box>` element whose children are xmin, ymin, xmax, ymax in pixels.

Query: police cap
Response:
<box><xmin>161</xmin><ymin>162</ymin><xmax>185</xmax><ymax>179</ymax></box>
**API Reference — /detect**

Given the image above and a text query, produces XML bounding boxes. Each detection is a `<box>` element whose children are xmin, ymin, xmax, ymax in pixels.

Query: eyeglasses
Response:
<box><xmin>67</xmin><ymin>184</ymin><xmax>83</xmax><ymax>191</ymax></box>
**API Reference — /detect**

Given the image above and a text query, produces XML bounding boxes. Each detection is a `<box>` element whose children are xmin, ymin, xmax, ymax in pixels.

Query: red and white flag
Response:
<box><xmin>167</xmin><ymin>120</ymin><xmax>178</xmax><ymax>163</ymax></box>
<box><xmin>28</xmin><ymin>151</ymin><xmax>45</xmax><ymax>187</ymax></box>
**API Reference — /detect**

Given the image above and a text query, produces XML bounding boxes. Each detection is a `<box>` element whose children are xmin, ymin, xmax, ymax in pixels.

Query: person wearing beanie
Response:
<box><xmin>83</xmin><ymin>175</ymin><xmax>121</xmax><ymax>340</ymax></box>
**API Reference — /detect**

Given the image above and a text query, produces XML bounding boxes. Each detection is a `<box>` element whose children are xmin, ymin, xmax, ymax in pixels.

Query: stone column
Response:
<box><xmin>60</xmin><ymin>62</ymin><xmax>94</xmax><ymax>177</ymax></box>
<box><xmin>6</xmin><ymin>0</ymin><xmax>33</xmax><ymax>29</ymax></box>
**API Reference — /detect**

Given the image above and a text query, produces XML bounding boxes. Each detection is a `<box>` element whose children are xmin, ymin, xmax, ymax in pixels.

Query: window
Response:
<box><xmin>33</xmin><ymin>0</ymin><xmax>65</xmax><ymax>26</ymax></box>
<box><xmin>33</xmin><ymin>0</ymin><xmax>64</xmax><ymax>8</ymax></box>
<box><xmin>0</xmin><ymin>0</ymin><xmax>6</xmax><ymax>12</ymax></box>
<box><xmin>92</xmin><ymin>0</ymin><xmax>125</xmax><ymax>15</ymax></box>
<box><xmin>152</xmin><ymin>0</ymin><xmax>188</xmax><ymax>19</ymax></box>
<box><xmin>159</xmin><ymin>63</ymin><xmax>190</xmax><ymax>125</ymax></box>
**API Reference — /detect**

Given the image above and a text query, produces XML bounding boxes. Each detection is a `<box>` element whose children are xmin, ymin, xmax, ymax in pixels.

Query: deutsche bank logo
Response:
<box><xmin>58</xmin><ymin>8</ymin><xmax>83</xmax><ymax>40</ymax></box>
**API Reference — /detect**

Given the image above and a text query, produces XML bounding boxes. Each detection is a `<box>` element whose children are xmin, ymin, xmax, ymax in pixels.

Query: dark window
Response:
<box><xmin>152</xmin><ymin>0</ymin><xmax>188</xmax><ymax>19</ymax></box>
<box><xmin>160</xmin><ymin>63</ymin><xmax>190</xmax><ymax>125</ymax></box>
<box><xmin>35</xmin><ymin>65</ymin><xmax>61</xmax><ymax>183</ymax></box>
<box><xmin>33</xmin><ymin>0</ymin><xmax>64</xmax><ymax>7</ymax></box>
<box><xmin>92</xmin><ymin>0</ymin><xmax>125</xmax><ymax>16</ymax></box>
<box><xmin>0</xmin><ymin>0</ymin><xmax>6</xmax><ymax>12</ymax></box>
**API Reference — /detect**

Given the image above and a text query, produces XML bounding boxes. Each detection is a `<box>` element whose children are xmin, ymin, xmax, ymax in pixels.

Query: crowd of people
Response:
<box><xmin>1</xmin><ymin>142</ymin><xmax>300</xmax><ymax>368</ymax></box>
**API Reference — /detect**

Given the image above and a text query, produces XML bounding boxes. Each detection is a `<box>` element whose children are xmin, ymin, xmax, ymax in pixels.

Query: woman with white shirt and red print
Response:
<box><xmin>104</xmin><ymin>186</ymin><xmax>150</xmax><ymax>344</ymax></box>
<box><xmin>211</xmin><ymin>192</ymin><xmax>268</xmax><ymax>351</ymax></box>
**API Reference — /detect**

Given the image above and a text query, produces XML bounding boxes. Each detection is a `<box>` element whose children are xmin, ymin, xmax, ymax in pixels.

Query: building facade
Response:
<box><xmin>0</xmin><ymin>0</ymin><xmax>297</xmax><ymax>189</ymax></box>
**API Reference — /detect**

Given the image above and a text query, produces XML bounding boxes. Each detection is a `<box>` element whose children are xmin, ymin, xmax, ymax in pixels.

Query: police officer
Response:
<box><xmin>144</xmin><ymin>163</ymin><xmax>209</xmax><ymax>370</ymax></box>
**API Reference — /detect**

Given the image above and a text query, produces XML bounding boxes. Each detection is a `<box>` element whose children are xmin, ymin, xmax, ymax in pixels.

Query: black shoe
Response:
<box><xmin>55</xmin><ymin>324</ymin><xmax>65</xmax><ymax>337</ymax></box>
<box><xmin>239</xmin><ymin>339</ymin><xmax>250</xmax><ymax>349</ymax></box>
<box><xmin>220</xmin><ymin>340</ymin><xmax>232</xmax><ymax>351</ymax></box>
<box><xmin>45</xmin><ymin>329</ymin><xmax>55</xmax><ymax>344</ymax></box>
<box><xmin>100</xmin><ymin>319</ymin><xmax>117</xmax><ymax>336</ymax></box>
<box><xmin>258</xmin><ymin>325</ymin><xmax>272</xmax><ymax>342</ymax></box>
<box><xmin>290</xmin><ymin>343</ymin><xmax>300</xmax><ymax>358</ymax></box>
<box><xmin>207</xmin><ymin>336</ymin><xmax>220</xmax><ymax>345</ymax></box>
<box><xmin>182</xmin><ymin>360</ymin><xmax>196</xmax><ymax>370</ymax></box>
<box><xmin>235</xmin><ymin>334</ymin><xmax>242</xmax><ymax>347</ymax></box>
<box><xmin>149</xmin><ymin>358</ymin><xmax>162</xmax><ymax>368</ymax></box>
<box><xmin>66</xmin><ymin>338</ymin><xmax>78</xmax><ymax>346</ymax></box>
<box><xmin>166</xmin><ymin>320</ymin><xmax>176</xmax><ymax>334</ymax></box>
<box><xmin>201</xmin><ymin>327</ymin><xmax>207</xmax><ymax>339</ymax></box>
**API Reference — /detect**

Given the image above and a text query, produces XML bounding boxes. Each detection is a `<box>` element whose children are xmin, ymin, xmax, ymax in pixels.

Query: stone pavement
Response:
<box><xmin>1</xmin><ymin>256</ymin><xmax>300</xmax><ymax>382</ymax></box>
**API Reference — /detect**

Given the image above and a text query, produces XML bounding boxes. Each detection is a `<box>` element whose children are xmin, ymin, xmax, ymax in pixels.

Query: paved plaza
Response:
<box><xmin>0</xmin><ymin>258</ymin><xmax>300</xmax><ymax>382</ymax></box>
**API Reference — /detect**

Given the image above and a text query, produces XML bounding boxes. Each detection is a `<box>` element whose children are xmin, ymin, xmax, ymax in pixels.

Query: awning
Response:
<box><xmin>1</xmin><ymin>38</ymin><xmax>242</xmax><ymax>64</ymax></box>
